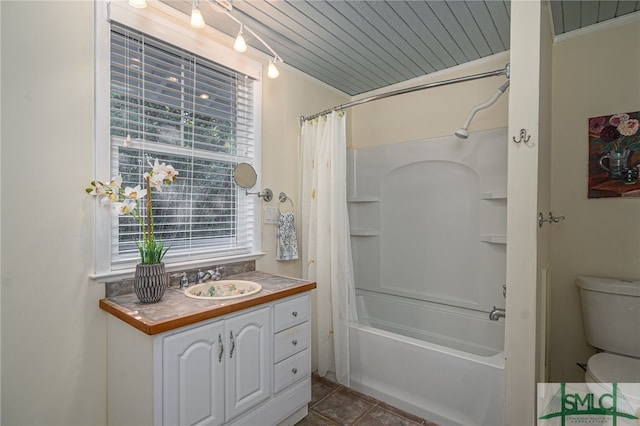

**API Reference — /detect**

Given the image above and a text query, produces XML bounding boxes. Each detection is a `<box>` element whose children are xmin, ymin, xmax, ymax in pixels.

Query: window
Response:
<box><xmin>96</xmin><ymin>11</ymin><xmax>261</xmax><ymax>276</ymax></box>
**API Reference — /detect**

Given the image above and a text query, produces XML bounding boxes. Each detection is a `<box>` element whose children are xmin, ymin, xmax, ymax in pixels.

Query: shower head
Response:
<box><xmin>454</xmin><ymin>80</ymin><xmax>510</xmax><ymax>140</ymax></box>
<box><xmin>455</xmin><ymin>128</ymin><xmax>469</xmax><ymax>139</ymax></box>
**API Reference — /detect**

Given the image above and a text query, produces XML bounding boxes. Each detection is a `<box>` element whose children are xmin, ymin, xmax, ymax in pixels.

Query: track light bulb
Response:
<box><xmin>129</xmin><ymin>0</ymin><xmax>147</xmax><ymax>8</ymax></box>
<box><xmin>234</xmin><ymin>27</ymin><xmax>247</xmax><ymax>53</ymax></box>
<box><xmin>190</xmin><ymin>7</ymin><xmax>205</xmax><ymax>29</ymax></box>
<box><xmin>267</xmin><ymin>59</ymin><xmax>279</xmax><ymax>79</ymax></box>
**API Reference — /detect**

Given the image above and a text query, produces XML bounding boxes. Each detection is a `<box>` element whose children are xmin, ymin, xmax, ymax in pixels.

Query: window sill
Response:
<box><xmin>90</xmin><ymin>252</ymin><xmax>266</xmax><ymax>283</ymax></box>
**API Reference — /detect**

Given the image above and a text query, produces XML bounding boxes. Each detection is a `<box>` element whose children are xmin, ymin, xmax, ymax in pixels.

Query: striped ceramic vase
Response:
<box><xmin>134</xmin><ymin>263</ymin><xmax>168</xmax><ymax>303</ymax></box>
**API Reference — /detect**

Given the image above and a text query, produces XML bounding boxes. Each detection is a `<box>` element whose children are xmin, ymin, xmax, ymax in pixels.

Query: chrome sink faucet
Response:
<box><xmin>197</xmin><ymin>267</ymin><xmax>223</xmax><ymax>283</ymax></box>
<box><xmin>489</xmin><ymin>306</ymin><xmax>506</xmax><ymax>321</ymax></box>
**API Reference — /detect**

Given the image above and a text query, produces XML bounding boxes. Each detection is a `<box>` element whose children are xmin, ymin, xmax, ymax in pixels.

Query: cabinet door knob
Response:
<box><xmin>229</xmin><ymin>330</ymin><xmax>235</xmax><ymax>359</ymax></box>
<box><xmin>292</xmin><ymin>368</ymin><xmax>298</xmax><ymax>374</ymax></box>
<box><xmin>292</xmin><ymin>311</ymin><xmax>298</xmax><ymax>317</ymax></box>
<box><xmin>292</xmin><ymin>339</ymin><xmax>298</xmax><ymax>346</ymax></box>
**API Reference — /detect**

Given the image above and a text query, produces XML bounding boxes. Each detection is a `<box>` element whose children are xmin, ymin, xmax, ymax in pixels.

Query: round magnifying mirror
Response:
<box><xmin>233</xmin><ymin>163</ymin><xmax>258</xmax><ymax>189</ymax></box>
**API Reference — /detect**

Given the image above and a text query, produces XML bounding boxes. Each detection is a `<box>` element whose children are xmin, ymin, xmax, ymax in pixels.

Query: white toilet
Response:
<box><xmin>577</xmin><ymin>276</ymin><xmax>640</xmax><ymax>411</ymax></box>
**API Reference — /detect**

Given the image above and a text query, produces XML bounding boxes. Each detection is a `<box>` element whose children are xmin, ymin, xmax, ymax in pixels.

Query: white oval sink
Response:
<box><xmin>184</xmin><ymin>280</ymin><xmax>262</xmax><ymax>300</ymax></box>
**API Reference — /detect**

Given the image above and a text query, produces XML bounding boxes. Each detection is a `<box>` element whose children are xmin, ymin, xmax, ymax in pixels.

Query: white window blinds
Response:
<box><xmin>109</xmin><ymin>23</ymin><xmax>257</xmax><ymax>268</ymax></box>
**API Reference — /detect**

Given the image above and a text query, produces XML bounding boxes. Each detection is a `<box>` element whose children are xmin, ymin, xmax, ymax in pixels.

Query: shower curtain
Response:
<box><xmin>300</xmin><ymin>111</ymin><xmax>357</xmax><ymax>386</ymax></box>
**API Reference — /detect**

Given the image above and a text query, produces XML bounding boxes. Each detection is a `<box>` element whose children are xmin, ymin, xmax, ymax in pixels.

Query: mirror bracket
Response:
<box><xmin>246</xmin><ymin>188</ymin><xmax>273</xmax><ymax>202</ymax></box>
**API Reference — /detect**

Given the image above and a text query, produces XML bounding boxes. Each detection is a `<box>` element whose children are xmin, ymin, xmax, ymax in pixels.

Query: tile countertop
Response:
<box><xmin>99</xmin><ymin>271</ymin><xmax>316</xmax><ymax>335</ymax></box>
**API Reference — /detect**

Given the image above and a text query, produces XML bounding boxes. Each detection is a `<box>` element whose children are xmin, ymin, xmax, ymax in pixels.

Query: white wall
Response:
<box><xmin>0</xmin><ymin>1</ymin><xmax>3</xmax><ymax>419</ymax></box>
<box><xmin>258</xmin><ymin>49</ymin><xmax>349</xmax><ymax>377</ymax></box>
<box><xmin>504</xmin><ymin>1</ymin><xmax>553</xmax><ymax>423</ymax></box>
<box><xmin>258</xmin><ymin>65</ymin><xmax>348</xmax><ymax>277</ymax></box>
<box><xmin>549</xmin><ymin>17</ymin><xmax>640</xmax><ymax>382</ymax></box>
<box><xmin>350</xmin><ymin>51</ymin><xmax>510</xmax><ymax>148</ymax></box>
<box><xmin>1</xmin><ymin>2</ymin><xmax>106</xmax><ymax>424</ymax></box>
<box><xmin>0</xmin><ymin>2</ymin><xmax>347</xmax><ymax>425</ymax></box>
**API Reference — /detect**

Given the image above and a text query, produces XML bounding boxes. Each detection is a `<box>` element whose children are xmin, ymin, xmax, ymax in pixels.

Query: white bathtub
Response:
<box><xmin>349</xmin><ymin>291</ymin><xmax>505</xmax><ymax>426</ymax></box>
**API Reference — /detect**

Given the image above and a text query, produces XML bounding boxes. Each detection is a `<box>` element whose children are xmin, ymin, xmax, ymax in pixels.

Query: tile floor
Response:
<box><xmin>297</xmin><ymin>374</ymin><xmax>439</xmax><ymax>426</ymax></box>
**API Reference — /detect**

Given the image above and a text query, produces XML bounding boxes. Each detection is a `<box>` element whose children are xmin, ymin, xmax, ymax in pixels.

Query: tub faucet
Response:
<box><xmin>489</xmin><ymin>306</ymin><xmax>506</xmax><ymax>321</ymax></box>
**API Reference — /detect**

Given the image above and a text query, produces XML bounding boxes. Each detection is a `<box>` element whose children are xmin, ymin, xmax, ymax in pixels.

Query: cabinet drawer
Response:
<box><xmin>273</xmin><ymin>321</ymin><xmax>309</xmax><ymax>363</ymax></box>
<box><xmin>273</xmin><ymin>294</ymin><xmax>310</xmax><ymax>333</ymax></box>
<box><xmin>273</xmin><ymin>348</ymin><xmax>310</xmax><ymax>394</ymax></box>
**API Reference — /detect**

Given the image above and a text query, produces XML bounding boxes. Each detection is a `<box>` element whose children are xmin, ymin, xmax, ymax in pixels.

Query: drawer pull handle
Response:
<box><xmin>292</xmin><ymin>339</ymin><xmax>298</xmax><ymax>346</ymax></box>
<box><xmin>292</xmin><ymin>311</ymin><xmax>298</xmax><ymax>317</ymax></box>
<box><xmin>292</xmin><ymin>368</ymin><xmax>298</xmax><ymax>374</ymax></box>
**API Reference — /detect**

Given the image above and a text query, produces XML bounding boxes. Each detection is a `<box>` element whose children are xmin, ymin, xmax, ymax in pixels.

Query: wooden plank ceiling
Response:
<box><xmin>160</xmin><ymin>0</ymin><xmax>640</xmax><ymax>96</ymax></box>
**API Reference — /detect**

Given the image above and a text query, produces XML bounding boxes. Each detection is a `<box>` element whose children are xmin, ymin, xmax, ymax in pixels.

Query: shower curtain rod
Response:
<box><xmin>299</xmin><ymin>63</ymin><xmax>510</xmax><ymax>124</ymax></box>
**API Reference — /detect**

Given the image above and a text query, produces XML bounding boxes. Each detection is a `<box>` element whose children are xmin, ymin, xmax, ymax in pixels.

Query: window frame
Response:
<box><xmin>93</xmin><ymin>1</ymin><xmax>263</xmax><ymax>281</ymax></box>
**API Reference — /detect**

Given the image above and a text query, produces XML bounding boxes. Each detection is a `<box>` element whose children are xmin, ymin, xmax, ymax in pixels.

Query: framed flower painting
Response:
<box><xmin>588</xmin><ymin>111</ymin><xmax>640</xmax><ymax>198</ymax></box>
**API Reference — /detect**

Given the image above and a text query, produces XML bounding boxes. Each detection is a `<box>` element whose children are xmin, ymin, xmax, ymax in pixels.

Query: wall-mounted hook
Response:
<box><xmin>538</xmin><ymin>212</ymin><xmax>565</xmax><ymax>228</ymax></box>
<box><xmin>513</xmin><ymin>129</ymin><xmax>531</xmax><ymax>144</ymax></box>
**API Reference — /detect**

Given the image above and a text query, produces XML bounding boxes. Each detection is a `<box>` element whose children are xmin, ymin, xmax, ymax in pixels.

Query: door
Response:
<box><xmin>225</xmin><ymin>306</ymin><xmax>271</xmax><ymax>421</ymax></box>
<box><xmin>505</xmin><ymin>0</ymin><xmax>553</xmax><ymax>424</ymax></box>
<box><xmin>163</xmin><ymin>320</ymin><xmax>225</xmax><ymax>426</ymax></box>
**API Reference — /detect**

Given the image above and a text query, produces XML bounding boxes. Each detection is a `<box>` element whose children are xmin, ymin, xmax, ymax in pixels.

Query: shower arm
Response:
<box><xmin>459</xmin><ymin>81</ymin><xmax>510</xmax><ymax>132</ymax></box>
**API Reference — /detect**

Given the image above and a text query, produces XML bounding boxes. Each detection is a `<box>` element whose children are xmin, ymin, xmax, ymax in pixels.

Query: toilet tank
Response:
<box><xmin>576</xmin><ymin>276</ymin><xmax>640</xmax><ymax>357</ymax></box>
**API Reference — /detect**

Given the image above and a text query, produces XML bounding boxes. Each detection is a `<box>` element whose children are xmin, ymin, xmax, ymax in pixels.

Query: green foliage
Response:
<box><xmin>136</xmin><ymin>238</ymin><xmax>170</xmax><ymax>265</ymax></box>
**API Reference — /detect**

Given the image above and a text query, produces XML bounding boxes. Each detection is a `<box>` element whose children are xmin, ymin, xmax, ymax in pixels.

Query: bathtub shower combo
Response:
<box><xmin>347</xmin><ymin>127</ymin><xmax>507</xmax><ymax>426</ymax></box>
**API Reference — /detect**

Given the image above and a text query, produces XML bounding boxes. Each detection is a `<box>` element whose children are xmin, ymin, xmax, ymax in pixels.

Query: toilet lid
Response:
<box><xmin>587</xmin><ymin>353</ymin><xmax>640</xmax><ymax>400</ymax></box>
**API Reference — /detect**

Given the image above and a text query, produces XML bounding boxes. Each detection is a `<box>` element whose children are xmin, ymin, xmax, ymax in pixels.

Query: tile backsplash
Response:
<box><xmin>105</xmin><ymin>260</ymin><xmax>256</xmax><ymax>298</ymax></box>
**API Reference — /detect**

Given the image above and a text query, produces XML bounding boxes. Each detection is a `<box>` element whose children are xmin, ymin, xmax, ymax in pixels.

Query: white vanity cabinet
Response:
<box><xmin>162</xmin><ymin>320</ymin><xmax>225</xmax><ymax>426</ymax></box>
<box><xmin>162</xmin><ymin>307</ymin><xmax>270</xmax><ymax>426</ymax></box>
<box><xmin>106</xmin><ymin>292</ymin><xmax>311</xmax><ymax>426</ymax></box>
<box><xmin>224</xmin><ymin>307</ymin><xmax>271</xmax><ymax>421</ymax></box>
<box><xmin>272</xmin><ymin>294</ymin><xmax>311</xmax><ymax>394</ymax></box>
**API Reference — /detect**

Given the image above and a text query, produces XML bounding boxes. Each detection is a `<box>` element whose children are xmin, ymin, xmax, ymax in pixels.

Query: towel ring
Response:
<box><xmin>278</xmin><ymin>192</ymin><xmax>294</xmax><ymax>214</ymax></box>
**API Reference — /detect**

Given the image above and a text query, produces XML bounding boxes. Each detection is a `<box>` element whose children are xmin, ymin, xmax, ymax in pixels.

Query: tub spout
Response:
<box><xmin>489</xmin><ymin>306</ymin><xmax>506</xmax><ymax>321</ymax></box>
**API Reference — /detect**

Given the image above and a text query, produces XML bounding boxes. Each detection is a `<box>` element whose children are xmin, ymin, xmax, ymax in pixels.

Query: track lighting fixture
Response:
<box><xmin>190</xmin><ymin>0</ymin><xmax>206</xmax><ymax>29</ymax></box>
<box><xmin>128</xmin><ymin>0</ymin><xmax>147</xmax><ymax>8</ymax></box>
<box><xmin>267</xmin><ymin>57</ymin><xmax>280</xmax><ymax>79</ymax></box>
<box><xmin>129</xmin><ymin>0</ymin><xmax>284</xmax><ymax>79</ymax></box>
<box><xmin>234</xmin><ymin>25</ymin><xmax>247</xmax><ymax>53</ymax></box>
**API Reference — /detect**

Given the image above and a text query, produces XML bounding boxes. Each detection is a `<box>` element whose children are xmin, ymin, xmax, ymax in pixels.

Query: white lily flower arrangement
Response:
<box><xmin>86</xmin><ymin>159</ymin><xmax>178</xmax><ymax>264</ymax></box>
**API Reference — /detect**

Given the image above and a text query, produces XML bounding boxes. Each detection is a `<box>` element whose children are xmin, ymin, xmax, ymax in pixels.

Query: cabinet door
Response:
<box><xmin>225</xmin><ymin>306</ymin><xmax>271</xmax><ymax>421</ymax></box>
<box><xmin>163</xmin><ymin>320</ymin><xmax>225</xmax><ymax>426</ymax></box>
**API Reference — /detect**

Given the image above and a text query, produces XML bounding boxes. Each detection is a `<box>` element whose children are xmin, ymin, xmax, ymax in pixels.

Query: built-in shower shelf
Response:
<box><xmin>480</xmin><ymin>235</ymin><xmax>507</xmax><ymax>244</ymax></box>
<box><xmin>480</xmin><ymin>192</ymin><xmax>507</xmax><ymax>200</ymax></box>
<box><xmin>350</xmin><ymin>229</ymin><xmax>380</xmax><ymax>236</ymax></box>
<box><xmin>348</xmin><ymin>196</ymin><xmax>380</xmax><ymax>203</ymax></box>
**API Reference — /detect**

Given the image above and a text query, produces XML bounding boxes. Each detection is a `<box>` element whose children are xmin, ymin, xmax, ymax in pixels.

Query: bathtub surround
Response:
<box><xmin>300</xmin><ymin>111</ymin><xmax>357</xmax><ymax>386</ymax></box>
<box><xmin>347</xmin><ymin>128</ymin><xmax>507</xmax><ymax>425</ymax></box>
